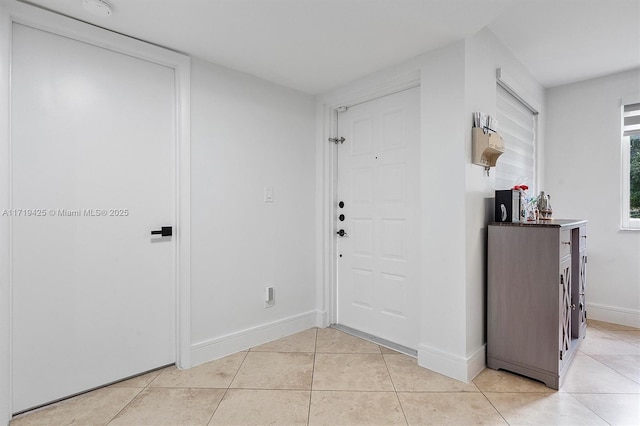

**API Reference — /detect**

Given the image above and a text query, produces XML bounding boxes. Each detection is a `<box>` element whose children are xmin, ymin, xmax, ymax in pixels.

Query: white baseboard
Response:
<box><xmin>417</xmin><ymin>343</ymin><xmax>486</xmax><ymax>383</ymax></box>
<box><xmin>190</xmin><ymin>310</ymin><xmax>319</xmax><ymax>367</ymax></box>
<box><xmin>586</xmin><ymin>303</ymin><xmax>640</xmax><ymax>328</ymax></box>
<box><xmin>466</xmin><ymin>344</ymin><xmax>487</xmax><ymax>380</ymax></box>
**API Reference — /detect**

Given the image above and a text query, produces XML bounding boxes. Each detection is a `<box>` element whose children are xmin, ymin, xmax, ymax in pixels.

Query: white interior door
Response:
<box><xmin>336</xmin><ymin>87</ymin><xmax>420</xmax><ymax>349</ymax></box>
<box><xmin>11</xmin><ymin>23</ymin><xmax>176</xmax><ymax>412</ymax></box>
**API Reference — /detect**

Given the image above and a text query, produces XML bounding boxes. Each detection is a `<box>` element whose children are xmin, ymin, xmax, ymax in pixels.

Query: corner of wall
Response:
<box><xmin>418</xmin><ymin>343</ymin><xmax>486</xmax><ymax>383</ymax></box>
<box><xmin>315</xmin><ymin>310</ymin><xmax>329</xmax><ymax>328</ymax></box>
<box><xmin>190</xmin><ymin>311</ymin><xmax>318</xmax><ymax>367</ymax></box>
<box><xmin>314</xmin><ymin>99</ymin><xmax>334</xmax><ymax>327</ymax></box>
<box><xmin>587</xmin><ymin>303</ymin><xmax>640</xmax><ymax>329</ymax></box>
<box><xmin>0</xmin><ymin>3</ymin><xmax>11</xmax><ymax>423</ymax></box>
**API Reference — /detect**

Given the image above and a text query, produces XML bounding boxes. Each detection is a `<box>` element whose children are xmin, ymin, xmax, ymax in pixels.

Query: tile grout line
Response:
<box><xmin>578</xmin><ymin>350</ymin><xmax>640</xmax><ymax>386</ymax></box>
<box><xmin>477</xmin><ymin>389</ymin><xmax>512</xmax><ymax>425</ymax></box>
<box><xmin>104</xmin><ymin>368</ymin><xmax>166</xmax><ymax>425</ymax></box>
<box><xmin>306</xmin><ymin>327</ymin><xmax>318</xmax><ymax>426</ymax></box>
<box><xmin>584</xmin><ymin>328</ymin><xmax>640</xmax><ymax>350</ymax></box>
<box><xmin>586</xmin><ymin>325</ymin><xmax>640</xmax><ymax>349</ymax></box>
<box><xmin>562</xmin><ymin>390</ymin><xmax>613</xmax><ymax>425</ymax></box>
<box><xmin>380</xmin><ymin>351</ymin><xmax>410</xmax><ymax>426</ymax></box>
<box><xmin>103</xmin><ymin>387</ymin><xmax>146</xmax><ymax>425</ymax></box>
<box><xmin>13</xmin><ymin>322</ymin><xmax>639</xmax><ymax>425</ymax></box>
<box><xmin>584</xmin><ymin>325</ymin><xmax>640</xmax><ymax>384</ymax></box>
<box><xmin>205</xmin><ymin>351</ymin><xmax>250</xmax><ymax>426</ymax></box>
<box><xmin>479</xmin><ymin>323</ymin><xmax>639</xmax><ymax>425</ymax></box>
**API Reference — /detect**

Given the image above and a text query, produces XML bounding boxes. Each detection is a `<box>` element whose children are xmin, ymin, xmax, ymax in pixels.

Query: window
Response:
<box><xmin>495</xmin><ymin>83</ymin><xmax>537</xmax><ymax>192</ymax></box>
<box><xmin>622</xmin><ymin>101</ymin><xmax>640</xmax><ymax>229</ymax></box>
<box><xmin>630</xmin><ymin>135</ymin><xmax>640</xmax><ymax>220</ymax></box>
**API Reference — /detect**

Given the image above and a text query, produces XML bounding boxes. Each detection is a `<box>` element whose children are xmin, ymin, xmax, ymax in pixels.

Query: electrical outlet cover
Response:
<box><xmin>264</xmin><ymin>286</ymin><xmax>275</xmax><ymax>308</ymax></box>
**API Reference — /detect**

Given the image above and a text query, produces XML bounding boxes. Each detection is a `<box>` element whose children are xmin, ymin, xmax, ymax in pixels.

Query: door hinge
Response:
<box><xmin>559</xmin><ymin>350</ymin><xmax>563</xmax><ymax>360</ymax></box>
<box><xmin>585</xmin><ymin>255</ymin><xmax>588</xmax><ymax>264</ymax></box>
<box><xmin>329</xmin><ymin>137</ymin><xmax>345</xmax><ymax>144</ymax></box>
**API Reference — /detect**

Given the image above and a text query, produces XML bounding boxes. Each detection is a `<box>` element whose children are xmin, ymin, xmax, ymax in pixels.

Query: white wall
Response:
<box><xmin>190</xmin><ymin>58</ymin><xmax>317</xmax><ymax>364</ymax></box>
<box><xmin>546</xmin><ymin>69</ymin><xmax>640</xmax><ymax>327</ymax></box>
<box><xmin>463</xmin><ymin>28</ymin><xmax>545</xmax><ymax>370</ymax></box>
<box><xmin>0</xmin><ymin>3</ymin><xmax>10</xmax><ymax>423</ymax></box>
<box><xmin>418</xmin><ymin>42</ymin><xmax>470</xmax><ymax>379</ymax></box>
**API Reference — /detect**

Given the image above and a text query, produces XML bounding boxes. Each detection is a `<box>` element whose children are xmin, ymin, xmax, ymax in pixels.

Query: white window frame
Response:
<box><xmin>621</xmin><ymin>97</ymin><xmax>640</xmax><ymax>230</ymax></box>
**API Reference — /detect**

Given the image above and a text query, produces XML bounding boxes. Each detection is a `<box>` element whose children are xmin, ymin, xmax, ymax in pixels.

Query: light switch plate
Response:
<box><xmin>264</xmin><ymin>186</ymin><xmax>274</xmax><ymax>203</ymax></box>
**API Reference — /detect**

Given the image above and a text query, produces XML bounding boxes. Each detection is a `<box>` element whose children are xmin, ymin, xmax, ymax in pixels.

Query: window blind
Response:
<box><xmin>623</xmin><ymin>102</ymin><xmax>640</xmax><ymax>136</ymax></box>
<box><xmin>495</xmin><ymin>84</ymin><xmax>536</xmax><ymax>191</ymax></box>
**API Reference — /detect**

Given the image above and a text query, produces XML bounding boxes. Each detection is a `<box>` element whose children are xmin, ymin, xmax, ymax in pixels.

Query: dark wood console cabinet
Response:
<box><xmin>487</xmin><ymin>219</ymin><xmax>587</xmax><ymax>389</ymax></box>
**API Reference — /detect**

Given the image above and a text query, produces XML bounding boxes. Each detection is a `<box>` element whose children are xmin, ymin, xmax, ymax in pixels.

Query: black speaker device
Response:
<box><xmin>495</xmin><ymin>189</ymin><xmax>520</xmax><ymax>223</ymax></box>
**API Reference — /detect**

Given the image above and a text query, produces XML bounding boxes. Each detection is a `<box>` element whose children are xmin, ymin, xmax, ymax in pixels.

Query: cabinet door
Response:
<box><xmin>571</xmin><ymin>225</ymin><xmax>587</xmax><ymax>339</ymax></box>
<box><xmin>559</xmin><ymin>257</ymin><xmax>572</xmax><ymax>371</ymax></box>
<box><xmin>578</xmin><ymin>248</ymin><xmax>587</xmax><ymax>338</ymax></box>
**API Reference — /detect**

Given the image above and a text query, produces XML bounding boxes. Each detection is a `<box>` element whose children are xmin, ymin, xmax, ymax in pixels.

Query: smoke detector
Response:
<box><xmin>81</xmin><ymin>0</ymin><xmax>113</xmax><ymax>17</ymax></box>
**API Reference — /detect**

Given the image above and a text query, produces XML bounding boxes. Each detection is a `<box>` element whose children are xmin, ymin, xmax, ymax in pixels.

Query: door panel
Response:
<box><xmin>11</xmin><ymin>24</ymin><xmax>176</xmax><ymax>412</ymax></box>
<box><xmin>336</xmin><ymin>87</ymin><xmax>420</xmax><ymax>349</ymax></box>
<box><xmin>559</xmin><ymin>258</ymin><xmax>572</xmax><ymax>370</ymax></box>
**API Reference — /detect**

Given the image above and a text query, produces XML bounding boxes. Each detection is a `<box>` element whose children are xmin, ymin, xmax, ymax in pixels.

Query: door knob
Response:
<box><xmin>339</xmin><ymin>214</ymin><xmax>345</xmax><ymax>221</ymax></box>
<box><xmin>337</xmin><ymin>229</ymin><xmax>348</xmax><ymax>237</ymax></box>
<box><xmin>151</xmin><ymin>226</ymin><xmax>172</xmax><ymax>237</ymax></box>
<box><xmin>338</xmin><ymin>201</ymin><xmax>345</xmax><ymax>208</ymax></box>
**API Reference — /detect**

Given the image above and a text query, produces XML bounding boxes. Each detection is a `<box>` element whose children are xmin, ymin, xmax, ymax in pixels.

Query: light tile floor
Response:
<box><xmin>11</xmin><ymin>320</ymin><xmax>640</xmax><ymax>425</ymax></box>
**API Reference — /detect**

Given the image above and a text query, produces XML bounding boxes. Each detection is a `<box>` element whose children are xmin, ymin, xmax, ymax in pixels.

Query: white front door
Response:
<box><xmin>336</xmin><ymin>87</ymin><xmax>420</xmax><ymax>349</ymax></box>
<box><xmin>11</xmin><ymin>24</ymin><xmax>176</xmax><ymax>412</ymax></box>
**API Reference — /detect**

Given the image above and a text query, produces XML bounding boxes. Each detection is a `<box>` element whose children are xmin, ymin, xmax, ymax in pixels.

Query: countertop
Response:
<box><xmin>490</xmin><ymin>219</ymin><xmax>587</xmax><ymax>228</ymax></box>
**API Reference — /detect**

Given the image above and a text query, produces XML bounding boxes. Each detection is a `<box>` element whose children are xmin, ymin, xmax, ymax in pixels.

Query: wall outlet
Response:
<box><xmin>264</xmin><ymin>286</ymin><xmax>275</xmax><ymax>308</ymax></box>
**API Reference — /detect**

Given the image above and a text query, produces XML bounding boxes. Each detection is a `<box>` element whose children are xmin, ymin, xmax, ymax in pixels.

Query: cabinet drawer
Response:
<box><xmin>579</xmin><ymin>226</ymin><xmax>587</xmax><ymax>250</ymax></box>
<box><xmin>560</xmin><ymin>229</ymin><xmax>572</xmax><ymax>258</ymax></box>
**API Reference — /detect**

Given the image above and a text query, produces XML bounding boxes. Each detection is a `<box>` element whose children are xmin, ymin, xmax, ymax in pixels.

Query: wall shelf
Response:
<box><xmin>472</xmin><ymin>127</ymin><xmax>504</xmax><ymax>169</ymax></box>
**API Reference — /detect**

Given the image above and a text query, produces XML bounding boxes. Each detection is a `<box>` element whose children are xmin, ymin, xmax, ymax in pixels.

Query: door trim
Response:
<box><xmin>2</xmin><ymin>2</ymin><xmax>191</xmax><ymax>416</ymax></box>
<box><xmin>315</xmin><ymin>70</ymin><xmax>420</xmax><ymax>327</ymax></box>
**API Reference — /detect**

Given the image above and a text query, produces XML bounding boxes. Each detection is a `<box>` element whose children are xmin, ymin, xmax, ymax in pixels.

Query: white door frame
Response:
<box><xmin>1</xmin><ymin>2</ymin><xmax>191</xmax><ymax>417</ymax></box>
<box><xmin>316</xmin><ymin>69</ymin><xmax>421</xmax><ymax>328</ymax></box>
